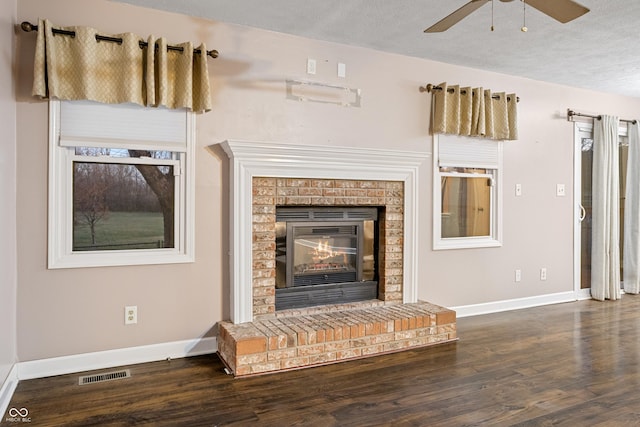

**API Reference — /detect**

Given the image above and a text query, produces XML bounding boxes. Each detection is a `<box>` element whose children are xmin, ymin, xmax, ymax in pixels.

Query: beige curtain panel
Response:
<box><xmin>431</xmin><ymin>82</ymin><xmax>518</xmax><ymax>140</ymax></box>
<box><xmin>32</xmin><ymin>19</ymin><xmax>212</xmax><ymax>113</ymax></box>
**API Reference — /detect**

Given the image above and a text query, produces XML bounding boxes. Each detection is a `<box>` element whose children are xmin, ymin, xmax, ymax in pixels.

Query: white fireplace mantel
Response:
<box><xmin>220</xmin><ymin>140</ymin><xmax>429</xmax><ymax>324</ymax></box>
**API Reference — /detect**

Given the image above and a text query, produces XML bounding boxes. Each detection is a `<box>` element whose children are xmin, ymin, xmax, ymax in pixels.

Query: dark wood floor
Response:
<box><xmin>5</xmin><ymin>296</ymin><xmax>640</xmax><ymax>426</ymax></box>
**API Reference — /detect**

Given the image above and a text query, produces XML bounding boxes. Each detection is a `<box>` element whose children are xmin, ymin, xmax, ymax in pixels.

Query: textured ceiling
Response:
<box><xmin>113</xmin><ymin>0</ymin><xmax>640</xmax><ymax>98</ymax></box>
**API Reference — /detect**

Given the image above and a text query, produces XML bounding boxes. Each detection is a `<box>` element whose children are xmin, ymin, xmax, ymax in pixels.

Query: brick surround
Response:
<box><xmin>252</xmin><ymin>177</ymin><xmax>404</xmax><ymax>319</ymax></box>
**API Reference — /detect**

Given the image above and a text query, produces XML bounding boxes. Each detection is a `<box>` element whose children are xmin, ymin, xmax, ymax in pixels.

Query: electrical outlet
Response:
<box><xmin>125</xmin><ymin>306</ymin><xmax>137</xmax><ymax>325</ymax></box>
<box><xmin>556</xmin><ymin>184</ymin><xmax>566</xmax><ymax>197</ymax></box>
<box><xmin>515</xmin><ymin>269</ymin><xmax>522</xmax><ymax>282</ymax></box>
<box><xmin>540</xmin><ymin>268</ymin><xmax>547</xmax><ymax>281</ymax></box>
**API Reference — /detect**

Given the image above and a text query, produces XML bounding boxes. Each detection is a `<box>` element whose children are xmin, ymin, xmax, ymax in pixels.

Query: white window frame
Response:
<box><xmin>433</xmin><ymin>134</ymin><xmax>503</xmax><ymax>250</ymax></box>
<box><xmin>48</xmin><ymin>100</ymin><xmax>195</xmax><ymax>269</ymax></box>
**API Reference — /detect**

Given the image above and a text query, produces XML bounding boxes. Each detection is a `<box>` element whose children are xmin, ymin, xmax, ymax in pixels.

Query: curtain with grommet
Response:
<box><xmin>431</xmin><ymin>82</ymin><xmax>518</xmax><ymax>140</ymax></box>
<box><xmin>591</xmin><ymin>115</ymin><xmax>621</xmax><ymax>301</ymax></box>
<box><xmin>624</xmin><ymin>121</ymin><xmax>640</xmax><ymax>294</ymax></box>
<box><xmin>31</xmin><ymin>18</ymin><xmax>212</xmax><ymax>113</ymax></box>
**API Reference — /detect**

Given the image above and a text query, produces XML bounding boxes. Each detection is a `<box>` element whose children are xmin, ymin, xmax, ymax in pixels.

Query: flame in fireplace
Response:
<box><xmin>314</xmin><ymin>239</ymin><xmax>338</xmax><ymax>261</ymax></box>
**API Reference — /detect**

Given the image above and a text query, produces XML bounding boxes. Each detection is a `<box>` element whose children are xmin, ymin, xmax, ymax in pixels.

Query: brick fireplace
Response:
<box><xmin>217</xmin><ymin>140</ymin><xmax>457</xmax><ymax>376</ymax></box>
<box><xmin>253</xmin><ymin>177</ymin><xmax>404</xmax><ymax>315</ymax></box>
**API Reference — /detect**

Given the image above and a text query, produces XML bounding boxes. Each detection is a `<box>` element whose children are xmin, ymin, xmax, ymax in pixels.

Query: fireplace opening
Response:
<box><xmin>275</xmin><ymin>207</ymin><xmax>380</xmax><ymax>310</ymax></box>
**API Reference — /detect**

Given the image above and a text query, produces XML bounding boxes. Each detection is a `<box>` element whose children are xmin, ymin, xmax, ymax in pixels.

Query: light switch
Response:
<box><xmin>307</xmin><ymin>58</ymin><xmax>316</xmax><ymax>75</ymax></box>
<box><xmin>337</xmin><ymin>62</ymin><xmax>346</xmax><ymax>78</ymax></box>
<box><xmin>515</xmin><ymin>183</ymin><xmax>522</xmax><ymax>197</ymax></box>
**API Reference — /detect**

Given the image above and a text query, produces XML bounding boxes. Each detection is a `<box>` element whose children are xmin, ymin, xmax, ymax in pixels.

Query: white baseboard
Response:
<box><xmin>16</xmin><ymin>336</ymin><xmax>217</xmax><ymax>381</ymax></box>
<box><xmin>451</xmin><ymin>291</ymin><xmax>578</xmax><ymax>318</ymax></box>
<box><xmin>0</xmin><ymin>364</ymin><xmax>18</xmax><ymax>420</ymax></box>
<box><xmin>575</xmin><ymin>288</ymin><xmax>592</xmax><ymax>300</ymax></box>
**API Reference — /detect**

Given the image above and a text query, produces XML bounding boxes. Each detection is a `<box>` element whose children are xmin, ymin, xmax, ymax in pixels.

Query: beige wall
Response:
<box><xmin>0</xmin><ymin>0</ymin><xmax>18</xmax><ymax>384</ymax></box>
<box><xmin>14</xmin><ymin>0</ymin><xmax>640</xmax><ymax>361</ymax></box>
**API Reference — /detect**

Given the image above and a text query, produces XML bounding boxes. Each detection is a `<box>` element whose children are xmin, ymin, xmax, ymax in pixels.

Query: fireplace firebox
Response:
<box><xmin>275</xmin><ymin>207</ymin><xmax>379</xmax><ymax>310</ymax></box>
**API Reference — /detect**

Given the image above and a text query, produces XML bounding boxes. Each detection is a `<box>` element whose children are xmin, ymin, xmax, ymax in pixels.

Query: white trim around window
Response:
<box><xmin>48</xmin><ymin>100</ymin><xmax>195</xmax><ymax>269</ymax></box>
<box><xmin>432</xmin><ymin>134</ymin><xmax>503</xmax><ymax>250</ymax></box>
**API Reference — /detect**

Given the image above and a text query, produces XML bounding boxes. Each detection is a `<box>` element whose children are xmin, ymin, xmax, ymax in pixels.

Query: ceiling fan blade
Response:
<box><xmin>525</xmin><ymin>0</ymin><xmax>589</xmax><ymax>23</ymax></box>
<box><xmin>424</xmin><ymin>0</ymin><xmax>491</xmax><ymax>33</ymax></box>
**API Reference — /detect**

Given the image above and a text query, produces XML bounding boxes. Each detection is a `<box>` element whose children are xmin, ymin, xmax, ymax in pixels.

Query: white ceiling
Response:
<box><xmin>114</xmin><ymin>0</ymin><xmax>640</xmax><ymax>98</ymax></box>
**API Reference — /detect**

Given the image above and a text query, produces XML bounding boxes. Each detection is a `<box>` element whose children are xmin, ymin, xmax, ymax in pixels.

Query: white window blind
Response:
<box><xmin>438</xmin><ymin>134</ymin><xmax>500</xmax><ymax>169</ymax></box>
<box><xmin>59</xmin><ymin>100</ymin><xmax>189</xmax><ymax>152</ymax></box>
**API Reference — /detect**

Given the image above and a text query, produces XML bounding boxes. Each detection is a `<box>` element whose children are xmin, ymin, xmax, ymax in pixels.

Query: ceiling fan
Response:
<box><xmin>424</xmin><ymin>0</ymin><xmax>590</xmax><ymax>33</ymax></box>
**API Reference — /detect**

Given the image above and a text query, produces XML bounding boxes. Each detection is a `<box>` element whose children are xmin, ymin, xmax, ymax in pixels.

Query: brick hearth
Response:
<box><xmin>218</xmin><ymin>301</ymin><xmax>457</xmax><ymax>377</ymax></box>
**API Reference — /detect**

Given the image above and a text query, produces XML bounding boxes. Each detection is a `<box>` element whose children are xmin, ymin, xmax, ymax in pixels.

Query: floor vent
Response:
<box><xmin>78</xmin><ymin>369</ymin><xmax>131</xmax><ymax>385</ymax></box>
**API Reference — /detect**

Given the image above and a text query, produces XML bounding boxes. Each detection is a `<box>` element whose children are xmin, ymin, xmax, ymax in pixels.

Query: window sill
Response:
<box><xmin>433</xmin><ymin>237</ymin><xmax>502</xmax><ymax>251</ymax></box>
<box><xmin>48</xmin><ymin>249</ymin><xmax>194</xmax><ymax>269</ymax></box>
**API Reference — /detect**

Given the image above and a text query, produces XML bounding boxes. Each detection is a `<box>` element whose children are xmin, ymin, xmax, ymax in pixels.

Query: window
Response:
<box><xmin>433</xmin><ymin>134</ymin><xmax>502</xmax><ymax>250</ymax></box>
<box><xmin>48</xmin><ymin>100</ymin><xmax>195</xmax><ymax>268</ymax></box>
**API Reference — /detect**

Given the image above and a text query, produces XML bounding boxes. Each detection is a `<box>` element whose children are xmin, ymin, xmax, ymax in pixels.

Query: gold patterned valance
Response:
<box><xmin>429</xmin><ymin>82</ymin><xmax>518</xmax><ymax>140</ymax></box>
<box><xmin>32</xmin><ymin>19</ymin><xmax>212</xmax><ymax>113</ymax></box>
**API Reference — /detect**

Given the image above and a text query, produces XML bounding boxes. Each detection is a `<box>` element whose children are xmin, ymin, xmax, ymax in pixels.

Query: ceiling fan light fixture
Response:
<box><xmin>423</xmin><ymin>0</ymin><xmax>589</xmax><ymax>33</ymax></box>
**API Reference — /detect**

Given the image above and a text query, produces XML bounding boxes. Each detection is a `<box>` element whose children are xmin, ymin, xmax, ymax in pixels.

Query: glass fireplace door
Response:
<box><xmin>289</xmin><ymin>223</ymin><xmax>360</xmax><ymax>287</ymax></box>
<box><xmin>274</xmin><ymin>206</ymin><xmax>379</xmax><ymax>310</ymax></box>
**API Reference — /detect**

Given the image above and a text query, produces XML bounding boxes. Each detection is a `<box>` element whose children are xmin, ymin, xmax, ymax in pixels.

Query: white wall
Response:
<box><xmin>14</xmin><ymin>0</ymin><xmax>640</xmax><ymax>362</ymax></box>
<box><xmin>0</xmin><ymin>0</ymin><xmax>18</xmax><ymax>388</ymax></box>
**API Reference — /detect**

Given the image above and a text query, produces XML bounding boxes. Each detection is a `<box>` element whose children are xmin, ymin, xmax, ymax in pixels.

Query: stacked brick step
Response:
<box><xmin>217</xmin><ymin>301</ymin><xmax>457</xmax><ymax>377</ymax></box>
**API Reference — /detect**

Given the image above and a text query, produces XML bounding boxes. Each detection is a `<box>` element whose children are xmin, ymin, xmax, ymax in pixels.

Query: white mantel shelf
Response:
<box><xmin>220</xmin><ymin>140</ymin><xmax>429</xmax><ymax>324</ymax></box>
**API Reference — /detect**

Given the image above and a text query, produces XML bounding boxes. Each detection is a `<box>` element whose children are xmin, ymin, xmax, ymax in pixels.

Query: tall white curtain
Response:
<box><xmin>624</xmin><ymin>122</ymin><xmax>640</xmax><ymax>294</ymax></box>
<box><xmin>591</xmin><ymin>115</ymin><xmax>621</xmax><ymax>301</ymax></box>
